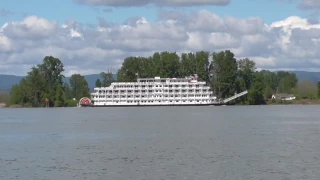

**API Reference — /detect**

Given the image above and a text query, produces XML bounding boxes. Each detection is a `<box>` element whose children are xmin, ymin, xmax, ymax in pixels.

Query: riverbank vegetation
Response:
<box><xmin>3</xmin><ymin>50</ymin><xmax>320</xmax><ymax>107</ymax></box>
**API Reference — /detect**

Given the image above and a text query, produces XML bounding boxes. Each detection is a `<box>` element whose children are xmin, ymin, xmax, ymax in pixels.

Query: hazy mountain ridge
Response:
<box><xmin>0</xmin><ymin>74</ymin><xmax>117</xmax><ymax>90</ymax></box>
<box><xmin>0</xmin><ymin>71</ymin><xmax>319</xmax><ymax>90</ymax></box>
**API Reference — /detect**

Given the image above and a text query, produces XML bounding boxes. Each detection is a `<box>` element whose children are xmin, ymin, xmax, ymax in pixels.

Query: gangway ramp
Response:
<box><xmin>222</xmin><ymin>90</ymin><xmax>248</xmax><ymax>103</ymax></box>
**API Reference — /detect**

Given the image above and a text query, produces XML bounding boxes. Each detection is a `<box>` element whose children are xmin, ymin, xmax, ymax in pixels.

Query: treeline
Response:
<box><xmin>3</xmin><ymin>51</ymin><xmax>320</xmax><ymax>107</ymax></box>
<box><xmin>116</xmin><ymin>50</ymin><xmax>311</xmax><ymax>104</ymax></box>
<box><xmin>7</xmin><ymin>56</ymin><xmax>115</xmax><ymax>107</ymax></box>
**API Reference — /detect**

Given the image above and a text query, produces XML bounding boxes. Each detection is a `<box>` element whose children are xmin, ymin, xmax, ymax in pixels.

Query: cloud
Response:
<box><xmin>1</xmin><ymin>10</ymin><xmax>320</xmax><ymax>76</ymax></box>
<box><xmin>298</xmin><ymin>0</ymin><xmax>320</xmax><ymax>10</ymax></box>
<box><xmin>0</xmin><ymin>9</ymin><xmax>14</xmax><ymax>17</ymax></box>
<box><xmin>73</xmin><ymin>0</ymin><xmax>230</xmax><ymax>7</ymax></box>
<box><xmin>102</xmin><ymin>8</ymin><xmax>113</xmax><ymax>13</ymax></box>
<box><xmin>297</xmin><ymin>0</ymin><xmax>320</xmax><ymax>22</ymax></box>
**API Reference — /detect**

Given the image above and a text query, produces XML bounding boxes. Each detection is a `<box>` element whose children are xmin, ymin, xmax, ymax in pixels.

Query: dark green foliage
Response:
<box><xmin>9</xmin><ymin>56</ymin><xmax>89</xmax><ymax>107</ymax></box>
<box><xmin>318</xmin><ymin>81</ymin><xmax>320</xmax><ymax>99</ymax></box>
<box><xmin>116</xmin><ymin>50</ymin><xmax>299</xmax><ymax>105</ymax></box>
<box><xmin>65</xmin><ymin>99</ymin><xmax>78</xmax><ymax>107</ymax></box>
<box><xmin>117</xmin><ymin>51</ymin><xmax>208</xmax><ymax>82</ymax></box>
<box><xmin>2</xmin><ymin>71</ymin><xmax>317</xmax><ymax>90</ymax></box>
<box><xmin>293</xmin><ymin>80</ymin><xmax>317</xmax><ymax>99</ymax></box>
<box><xmin>7</xmin><ymin>50</ymin><xmax>302</xmax><ymax>106</ymax></box>
<box><xmin>247</xmin><ymin>73</ymin><xmax>266</xmax><ymax>105</ymax></box>
<box><xmin>54</xmin><ymin>84</ymin><xmax>65</xmax><ymax>107</ymax></box>
<box><xmin>63</xmin><ymin>83</ymin><xmax>72</xmax><ymax>100</ymax></box>
<box><xmin>277</xmin><ymin>71</ymin><xmax>297</xmax><ymax>93</ymax></box>
<box><xmin>0</xmin><ymin>90</ymin><xmax>10</xmax><ymax>105</ymax></box>
<box><xmin>211</xmin><ymin>50</ymin><xmax>238</xmax><ymax>99</ymax></box>
<box><xmin>100</xmin><ymin>72</ymin><xmax>115</xmax><ymax>87</ymax></box>
<box><xmin>69</xmin><ymin>74</ymin><xmax>90</xmax><ymax>100</ymax></box>
<box><xmin>95</xmin><ymin>79</ymin><xmax>102</xmax><ymax>87</ymax></box>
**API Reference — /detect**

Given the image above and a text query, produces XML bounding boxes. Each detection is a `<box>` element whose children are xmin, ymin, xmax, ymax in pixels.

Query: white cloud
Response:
<box><xmin>1</xmin><ymin>10</ymin><xmax>320</xmax><ymax>76</ymax></box>
<box><xmin>73</xmin><ymin>0</ymin><xmax>230</xmax><ymax>7</ymax></box>
<box><xmin>2</xmin><ymin>16</ymin><xmax>58</xmax><ymax>40</ymax></box>
<box><xmin>299</xmin><ymin>0</ymin><xmax>320</xmax><ymax>10</ymax></box>
<box><xmin>0</xmin><ymin>9</ymin><xmax>14</xmax><ymax>17</ymax></box>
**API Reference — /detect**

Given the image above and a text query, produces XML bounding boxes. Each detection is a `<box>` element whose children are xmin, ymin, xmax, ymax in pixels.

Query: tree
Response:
<box><xmin>9</xmin><ymin>85</ymin><xmax>22</xmax><ymax>105</ymax></box>
<box><xmin>54</xmin><ymin>84</ymin><xmax>65</xmax><ymax>107</ymax></box>
<box><xmin>37</xmin><ymin>56</ymin><xmax>65</xmax><ymax>106</ymax></box>
<box><xmin>195</xmin><ymin>51</ymin><xmax>210</xmax><ymax>82</ymax></box>
<box><xmin>63</xmin><ymin>83</ymin><xmax>72</xmax><ymax>100</ymax></box>
<box><xmin>210</xmin><ymin>50</ymin><xmax>238</xmax><ymax>99</ymax></box>
<box><xmin>69</xmin><ymin>74</ymin><xmax>90</xmax><ymax>100</ymax></box>
<box><xmin>293</xmin><ymin>80</ymin><xmax>317</xmax><ymax>99</ymax></box>
<box><xmin>237</xmin><ymin>58</ymin><xmax>256</xmax><ymax>89</ymax></box>
<box><xmin>235</xmin><ymin>58</ymin><xmax>256</xmax><ymax>103</ymax></box>
<box><xmin>25</xmin><ymin>67</ymin><xmax>47</xmax><ymax>107</ymax></box>
<box><xmin>264</xmin><ymin>85</ymin><xmax>273</xmax><ymax>100</ymax></box>
<box><xmin>117</xmin><ymin>57</ymin><xmax>141</xmax><ymax>82</ymax></box>
<box><xmin>247</xmin><ymin>73</ymin><xmax>266</xmax><ymax>105</ymax></box>
<box><xmin>100</xmin><ymin>72</ymin><xmax>114</xmax><ymax>87</ymax></box>
<box><xmin>318</xmin><ymin>81</ymin><xmax>320</xmax><ymax>99</ymax></box>
<box><xmin>95</xmin><ymin>79</ymin><xmax>102</xmax><ymax>87</ymax></box>
<box><xmin>276</xmin><ymin>71</ymin><xmax>298</xmax><ymax>93</ymax></box>
<box><xmin>180</xmin><ymin>53</ymin><xmax>195</xmax><ymax>77</ymax></box>
<box><xmin>9</xmin><ymin>56</ymin><xmax>65</xmax><ymax>107</ymax></box>
<box><xmin>0</xmin><ymin>90</ymin><xmax>10</xmax><ymax>105</ymax></box>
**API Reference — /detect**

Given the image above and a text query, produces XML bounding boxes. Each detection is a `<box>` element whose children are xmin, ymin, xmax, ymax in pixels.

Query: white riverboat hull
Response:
<box><xmin>90</xmin><ymin>100</ymin><xmax>224</xmax><ymax>107</ymax></box>
<box><xmin>89</xmin><ymin>74</ymin><xmax>225</xmax><ymax>107</ymax></box>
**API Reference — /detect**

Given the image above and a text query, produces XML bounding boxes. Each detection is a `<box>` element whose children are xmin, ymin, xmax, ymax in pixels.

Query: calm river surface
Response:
<box><xmin>0</xmin><ymin>105</ymin><xmax>320</xmax><ymax>180</ymax></box>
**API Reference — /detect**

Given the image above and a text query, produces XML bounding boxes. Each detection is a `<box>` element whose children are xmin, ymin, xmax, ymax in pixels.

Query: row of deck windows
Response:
<box><xmin>93</xmin><ymin>94</ymin><xmax>209</xmax><ymax>98</ymax></box>
<box><xmin>112</xmin><ymin>84</ymin><xmax>203</xmax><ymax>88</ymax></box>
<box><xmin>98</xmin><ymin>89</ymin><xmax>208</xmax><ymax>94</ymax></box>
<box><xmin>95</xmin><ymin>100</ymin><xmax>210</xmax><ymax>103</ymax></box>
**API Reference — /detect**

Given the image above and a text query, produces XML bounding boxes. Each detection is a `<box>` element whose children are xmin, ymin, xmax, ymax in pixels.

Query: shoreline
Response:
<box><xmin>266</xmin><ymin>99</ymin><xmax>320</xmax><ymax>105</ymax></box>
<box><xmin>2</xmin><ymin>100</ymin><xmax>320</xmax><ymax>108</ymax></box>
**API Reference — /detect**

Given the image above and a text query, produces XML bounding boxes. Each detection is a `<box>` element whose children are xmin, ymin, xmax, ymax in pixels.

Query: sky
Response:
<box><xmin>0</xmin><ymin>0</ymin><xmax>320</xmax><ymax>76</ymax></box>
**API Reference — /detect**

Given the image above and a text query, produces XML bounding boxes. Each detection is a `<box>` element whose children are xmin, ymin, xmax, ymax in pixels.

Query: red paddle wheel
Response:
<box><xmin>79</xmin><ymin>97</ymin><xmax>92</xmax><ymax>107</ymax></box>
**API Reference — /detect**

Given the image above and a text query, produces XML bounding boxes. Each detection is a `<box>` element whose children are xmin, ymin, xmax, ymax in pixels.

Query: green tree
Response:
<box><xmin>210</xmin><ymin>50</ymin><xmax>238</xmax><ymax>99</ymax></box>
<box><xmin>117</xmin><ymin>57</ymin><xmax>141</xmax><ymax>82</ymax></box>
<box><xmin>264</xmin><ymin>85</ymin><xmax>273</xmax><ymax>100</ymax></box>
<box><xmin>63</xmin><ymin>83</ymin><xmax>72</xmax><ymax>100</ymax></box>
<box><xmin>237</xmin><ymin>58</ymin><xmax>256</xmax><ymax>89</ymax></box>
<box><xmin>54</xmin><ymin>84</ymin><xmax>65</xmax><ymax>107</ymax></box>
<box><xmin>318</xmin><ymin>81</ymin><xmax>320</xmax><ymax>99</ymax></box>
<box><xmin>95</xmin><ymin>79</ymin><xmax>102</xmax><ymax>87</ymax></box>
<box><xmin>154</xmin><ymin>52</ymin><xmax>180</xmax><ymax>78</ymax></box>
<box><xmin>293</xmin><ymin>80</ymin><xmax>317</xmax><ymax>99</ymax></box>
<box><xmin>100</xmin><ymin>72</ymin><xmax>114</xmax><ymax>87</ymax></box>
<box><xmin>9</xmin><ymin>85</ymin><xmax>23</xmax><ymax>105</ymax></box>
<box><xmin>276</xmin><ymin>71</ymin><xmax>297</xmax><ymax>93</ymax></box>
<box><xmin>235</xmin><ymin>58</ymin><xmax>256</xmax><ymax>103</ymax></box>
<box><xmin>69</xmin><ymin>74</ymin><xmax>90</xmax><ymax>100</ymax></box>
<box><xmin>9</xmin><ymin>56</ymin><xmax>65</xmax><ymax>107</ymax></box>
<box><xmin>259</xmin><ymin>70</ymin><xmax>278</xmax><ymax>91</ymax></box>
<box><xmin>0</xmin><ymin>90</ymin><xmax>10</xmax><ymax>105</ymax></box>
<box><xmin>37</xmin><ymin>56</ymin><xmax>65</xmax><ymax>106</ymax></box>
<box><xmin>180</xmin><ymin>53</ymin><xmax>196</xmax><ymax>77</ymax></box>
<box><xmin>24</xmin><ymin>67</ymin><xmax>47</xmax><ymax>107</ymax></box>
<box><xmin>247</xmin><ymin>73</ymin><xmax>266</xmax><ymax>105</ymax></box>
<box><xmin>195</xmin><ymin>51</ymin><xmax>210</xmax><ymax>82</ymax></box>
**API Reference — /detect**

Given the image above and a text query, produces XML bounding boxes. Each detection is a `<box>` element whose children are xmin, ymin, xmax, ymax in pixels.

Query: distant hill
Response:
<box><xmin>0</xmin><ymin>75</ymin><xmax>24</xmax><ymax>90</ymax></box>
<box><xmin>64</xmin><ymin>74</ymin><xmax>118</xmax><ymax>90</ymax></box>
<box><xmin>0</xmin><ymin>74</ymin><xmax>117</xmax><ymax>90</ymax></box>
<box><xmin>290</xmin><ymin>71</ymin><xmax>320</xmax><ymax>83</ymax></box>
<box><xmin>0</xmin><ymin>71</ymin><xmax>319</xmax><ymax>90</ymax></box>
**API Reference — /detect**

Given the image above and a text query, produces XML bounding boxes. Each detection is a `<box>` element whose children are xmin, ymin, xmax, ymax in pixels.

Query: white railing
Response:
<box><xmin>222</xmin><ymin>90</ymin><xmax>248</xmax><ymax>103</ymax></box>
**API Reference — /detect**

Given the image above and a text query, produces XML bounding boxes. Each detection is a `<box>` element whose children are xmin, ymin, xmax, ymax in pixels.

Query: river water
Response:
<box><xmin>0</xmin><ymin>105</ymin><xmax>320</xmax><ymax>179</ymax></box>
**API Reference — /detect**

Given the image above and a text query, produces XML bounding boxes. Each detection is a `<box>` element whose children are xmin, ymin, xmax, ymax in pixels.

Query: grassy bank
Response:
<box><xmin>267</xmin><ymin>99</ymin><xmax>320</xmax><ymax>105</ymax></box>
